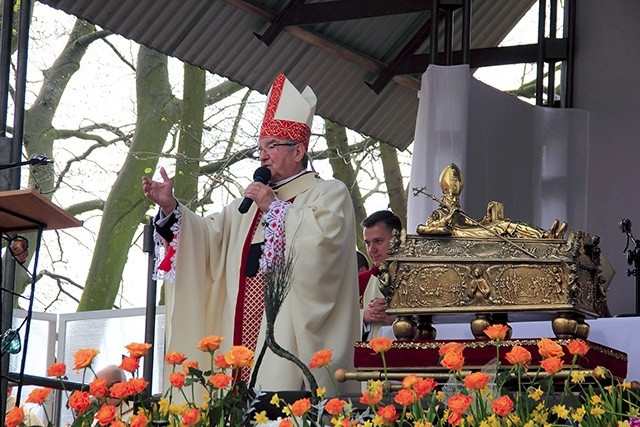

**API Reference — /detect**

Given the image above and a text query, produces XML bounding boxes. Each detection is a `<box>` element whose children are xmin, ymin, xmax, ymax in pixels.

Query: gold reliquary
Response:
<box><xmin>379</xmin><ymin>164</ymin><xmax>609</xmax><ymax>341</ymax></box>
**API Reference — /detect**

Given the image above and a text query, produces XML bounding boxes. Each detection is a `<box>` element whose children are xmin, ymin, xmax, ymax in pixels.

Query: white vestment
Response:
<box><xmin>161</xmin><ymin>172</ymin><xmax>360</xmax><ymax>394</ymax></box>
<box><xmin>360</xmin><ymin>274</ymin><xmax>386</xmax><ymax>340</ymax></box>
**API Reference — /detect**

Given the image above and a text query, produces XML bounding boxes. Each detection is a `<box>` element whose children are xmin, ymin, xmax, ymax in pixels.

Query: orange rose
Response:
<box><xmin>484</xmin><ymin>324</ymin><xmax>509</xmax><ymax>340</ymax></box>
<box><xmin>111</xmin><ymin>420</ymin><xmax>127</xmax><ymax>427</ymax></box>
<box><xmin>360</xmin><ymin>387</ymin><xmax>383</xmax><ymax>406</ymax></box>
<box><xmin>47</xmin><ymin>362</ymin><xmax>66</xmax><ymax>377</ymax></box>
<box><xmin>541</xmin><ymin>356</ymin><xmax>564</xmax><ymax>374</ymax></box>
<box><xmin>447</xmin><ymin>411</ymin><xmax>463</xmax><ymax>426</ymax></box>
<box><xmin>566</xmin><ymin>339</ymin><xmax>589</xmax><ymax>357</ymax></box>
<box><xmin>309</xmin><ymin>349</ymin><xmax>333</xmax><ymax>368</ymax></box>
<box><xmin>214</xmin><ymin>354</ymin><xmax>230</xmax><ymax>369</ymax></box>
<box><xmin>414</xmin><ymin>377</ymin><xmax>437</xmax><ymax>398</ymax></box>
<box><xmin>197</xmin><ymin>335</ymin><xmax>224</xmax><ymax>352</ymax></box>
<box><xmin>169</xmin><ymin>372</ymin><xmax>186</xmax><ymax>388</ymax></box>
<box><xmin>5</xmin><ymin>406</ymin><xmax>24</xmax><ymax>427</ymax></box>
<box><xmin>89</xmin><ymin>378</ymin><xmax>109</xmax><ymax>398</ymax></box>
<box><xmin>181</xmin><ymin>408</ymin><xmax>200</xmax><ymax>427</ymax></box>
<box><xmin>119</xmin><ymin>356</ymin><xmax>140</xmax><ymax>373</ymax></box>
<box><xmin>127</xmin><ymin>378</ymin><xmax>149</xmax><ymax>394</ymax></box>
<box><xmin>370</xmin><ymin>336</ymin><xmax>394</xmax><ymax>353</ymax></box>
<box><xmin>491</xmin><ymin>395</ymin><xmax>514</xmax><ymax>416</ymax></box>
<box><xmin>439</xmin><ymin>342</ymin><xmax>465</xmax><ymax>356</ymax></box>
<box><xmin>183</xmin><ymin>360</ymin><xmax>199</xmax><ymax>375</ymax></box>
<box><xmin>394</xmin><ymin>388</ymin><xmax>416</xmax><ymax>406</ymax></box>
<box><xmin>537</xmin><ymin>338</ymin><xmax>564</xmax><ymax>359</ymax></box>
<box><xmin>26</xmin><ymin>387</ymin><xmax>52</xmax><ymax>405</ymax></box>
<box><xmin>291</xmin><ymin>398</ymin><xmax>311</xmax><ymax>417</ymax></box>
<box><xmin>109</xmin><ymin>382</ymin><xmax>132</xmax><ymax>399</ymax></box>
<box><xmin>378</xmin><ymin>404</ymin><xmax>398</xmax><ymax>423</ymax></box>
<box><xmin>279</xmin><ymin>419</ymin><xmax>293</xmax><ymax>427</ymax></box>
<box><xmin>125</xmin><ymin>342</ymin><xmax>152</xmax><ymax>358</ymax></box>
<box><xmin>402</xmin><ymin>374</ymin><xmax>418</xmax><ymax>389</ymax></box>
<box><xmin>73</xmin><ymin>348</ymin><xmax>100</xmax><ymax>370</ymax></box>
<box><xmin>463</xmin><ymin>372</ymin><xmax>491</xmax><ymax>390</ymax></box>
<box><xmin>447</xmin><ymin>394</ymin><xmax>474</xmax><ymax>414</ymax></box>
<box><xmin>210</xmin><ymin>373</ymin><xmax>233</xmax><ymax>389</ymax></box>
<box><xmin>130</xmin><ymin>412</ymin><xmax>149</xmax><ymax>427</ymax></box>
<box><xmin>440</xmin><ymin>351</ymin><xmax>465</xmax><ymax>372</ymax></box>
<box><xmin>94</xmin><ymin>405</ymin><xmax>117</xmax><ymax>426</ymax></box>
<box><xmin>324</xmin><ymin>398</ymin><xmax>346</xmax><ymax>415</ymax></box>
<box><xmin>505</xmin><ymin>345</ymin><xmax>532</xmax><ymax>368</ymax></box>
<box><xmin>68</xmin><ymin>390</ymin><xmax>92</xmax><ymax>414</ymax></box>
<box><xmin>224</xmin><ymin>345</ymin><xmax>254</xmax><ymax>368</ymax></box>
<box><xmin>164</xmin><ymin>351</ymin><xmax>187</xmax><ymax>365</ymax></box>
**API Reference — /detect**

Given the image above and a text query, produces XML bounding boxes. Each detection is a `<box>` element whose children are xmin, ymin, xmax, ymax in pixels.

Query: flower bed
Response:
<box><xmin>7</xmin><ymin>326</ymin><xmax>640</xmax><ymax>427</ymax></box>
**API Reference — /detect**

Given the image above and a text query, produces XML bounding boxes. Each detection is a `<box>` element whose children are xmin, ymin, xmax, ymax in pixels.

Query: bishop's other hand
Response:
<box><xmin>142</xmin><ymin>167</ymin><xmax>175</xmax><ymax>215</ymax></box>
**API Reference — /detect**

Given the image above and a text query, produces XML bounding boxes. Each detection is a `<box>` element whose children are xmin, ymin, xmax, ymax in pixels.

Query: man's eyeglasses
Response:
<box><xmin>251</xmin><ymin>142</ymin><xmax>297</xmax><ymax>158</ymax></box>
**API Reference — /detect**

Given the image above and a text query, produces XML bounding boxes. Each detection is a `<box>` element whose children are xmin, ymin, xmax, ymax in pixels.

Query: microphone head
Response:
<box><xmin>253</xmin><ymin>166</ymin><xmax>272</xmax><ymax>184</ymax></box>
<box><xmin>30</xmin><ymin>154</ymin><xmax>54</xmax><ymax>165</ymax></box>
<box><xmin>620</xmin><ymin>218</ymin><xmax>632</xmax><ymax>233</ymax></box>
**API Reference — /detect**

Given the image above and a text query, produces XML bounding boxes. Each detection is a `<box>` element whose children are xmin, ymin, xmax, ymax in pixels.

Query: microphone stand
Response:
<box><xmin>620</xmin><ymin>218</ymin><xmax>640</xmax><ymax>315</ymax></box>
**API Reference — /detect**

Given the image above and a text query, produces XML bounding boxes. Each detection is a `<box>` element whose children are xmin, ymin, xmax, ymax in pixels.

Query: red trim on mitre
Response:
<box><xmin>260</xmin><ymin>73</ymin><xmax>311</xmax><ymax>150</ymax></box>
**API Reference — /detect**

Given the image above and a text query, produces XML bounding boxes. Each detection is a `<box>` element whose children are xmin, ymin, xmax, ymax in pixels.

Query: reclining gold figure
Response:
<box><xmin>416</xmin><ymin>163</ymin><xmax>567</xmax><ymax>240</ymax></box>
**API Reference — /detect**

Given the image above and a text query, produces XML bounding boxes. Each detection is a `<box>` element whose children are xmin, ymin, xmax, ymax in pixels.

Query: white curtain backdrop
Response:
<box><xmin>406</xmin><ymin>65</ymin><xmax>470</xmax><ymax>232</ymax></box>
<box><xmin>407</xmin><ymin>65</ymin><xmax>590</xmax><ymax>234</ymax></box>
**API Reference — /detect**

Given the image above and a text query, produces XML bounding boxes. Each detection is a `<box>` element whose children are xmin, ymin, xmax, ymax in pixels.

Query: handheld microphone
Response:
<box><xmin>238</xmin><ymin>166</ymin><xmax>272</xmax><ymax>214</ymax></box>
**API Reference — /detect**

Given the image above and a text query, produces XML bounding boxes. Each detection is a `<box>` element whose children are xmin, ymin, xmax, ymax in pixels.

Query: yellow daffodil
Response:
<box><xmin>552</xmin><ymin>405</ymin><xmax>569</xmax><ymax>419</ymax></box>
<box><xmin>570</xmin><ymin>371</ymin><xmax>585</xmax><ymax>384</ymax></box>
<box><xmin>593</xmin><ymin>366</ymin><xmax>607</xmax><ymax>378</ymax></box>
<box><xmin>590</xmin><ymin>406</ymin><xmax>605</xmax><ymax>418</ymax></box>
<box><xmin>528</xmin><ymin>387</ymin><xmax>544</xmax><ymax>401</ymax></box>
<box><xmin>571</xmin><ymin>406</ymin><xmax>586</xmax><ymax>422</ymax></box>
<box><xmin>270</xmin><ymin>393</ymin><xmax>280</xmax><ymax>407</ymax></box>
<box><xmin>254</xmin><ymin>410</ymin><xmax>268</xmax><ymax>424</ymax></box>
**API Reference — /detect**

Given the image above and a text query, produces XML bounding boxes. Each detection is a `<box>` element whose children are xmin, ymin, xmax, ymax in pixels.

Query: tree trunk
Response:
<box><xmin>9</xmin><ymin>20</ymin><xmax>99</xmax><ymax>300</ymax></box>
<box><xmin>77</xmin><ymin>47</ymin><xmax>180</xmax><ymax>311</ymax></box>
<box><xmin>379</xmin><ymin>142</ymin><xmax>407</xmax><ymax>229</ymax></box>
<box><xmin>324</xmin><ymin>120</ymin><xmax>367</xmax><ymax>251</ymax></box>
<box><xmin>174</xmin><ymin>63</ymin><xmax>205</xmax><ymax>209</ymax></box>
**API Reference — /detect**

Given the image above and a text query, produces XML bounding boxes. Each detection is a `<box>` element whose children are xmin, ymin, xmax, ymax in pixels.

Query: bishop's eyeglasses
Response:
<box><xmin>251</xmin><ymin>142</ymin><xmax>298</xmax><ymax>158</ymax></box>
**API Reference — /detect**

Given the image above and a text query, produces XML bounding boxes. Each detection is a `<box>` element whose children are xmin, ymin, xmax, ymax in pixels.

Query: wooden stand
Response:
<box><xmin>0</xmin><ymin>188</ymin><xmax>82</xmax><ymax>407</ymax></box>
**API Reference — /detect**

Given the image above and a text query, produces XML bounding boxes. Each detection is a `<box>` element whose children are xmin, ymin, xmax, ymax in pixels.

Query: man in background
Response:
<box><xmin>360</xmin><ymin>210</ymin><xmax>402</xmax><ymax>340</ymax></box>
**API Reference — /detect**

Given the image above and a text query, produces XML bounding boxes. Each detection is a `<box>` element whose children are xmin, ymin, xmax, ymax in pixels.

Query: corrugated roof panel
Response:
<box><xmin>39</xmin><ymin>0</ymin><xmax>537</xmax><ymax>150</ymax></box>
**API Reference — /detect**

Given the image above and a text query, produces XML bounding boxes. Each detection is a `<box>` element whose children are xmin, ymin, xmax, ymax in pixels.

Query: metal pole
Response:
<box><xmin>430</xmin><ymin>0</ymin><xmax>439</xmax><ymax>65</ymax></box>
<box><xmin>10</xmin><ymin>0</ymin><xmax>32</xmax><ymax>188</ymax></box>
<box><xmin>0</xmin><ymin>0</ymin><xmax>14</xmax><ymax>136</ymax></box>
<box><xmin>0</xmin><ymin>0</ymin><xmax>17</xmax><ymax>411</ymax></box>
<box><xmin>5</xmin><ymin>0</ymin><xmax>34</xmax><ymax>409</ymax></box>
<box><xmin>461</xmin><ymin>0</ymin><xmax>471</xmax><ymax>65</ymax></box>
<box><xmin>548</xmin><ymin>0</ymin><xmax>557</xmax><ymax>106</ymax></box>
<box><xmin>563</xmin><ymin>0</ymin><xmax>576</xmax><ymax>108</ymax></box>
<box><xmin>536</xmin><ymin>0</ymin><xmax>547</xmax><ymax>106</ymax></box>
<box><xmin>444</xmin><ymin>9</ymin><xmax>453</xmax><ymax>65</ymax></box>
<box><xmin>142</xmin><ymin>222</ymin><xmax>157</xmax><ymax>395</ymax></box>
<box><xmin>14</xmin><ymin>226</ymin><xmax>41</xmax><ymax>405</ymax></box>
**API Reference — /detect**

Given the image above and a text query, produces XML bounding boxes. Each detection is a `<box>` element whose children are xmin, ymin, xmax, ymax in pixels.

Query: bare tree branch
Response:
<box><xmin>100</xmin><ymin>37</ymin><xmax>136</xmax><ymax>72</ymax></box>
